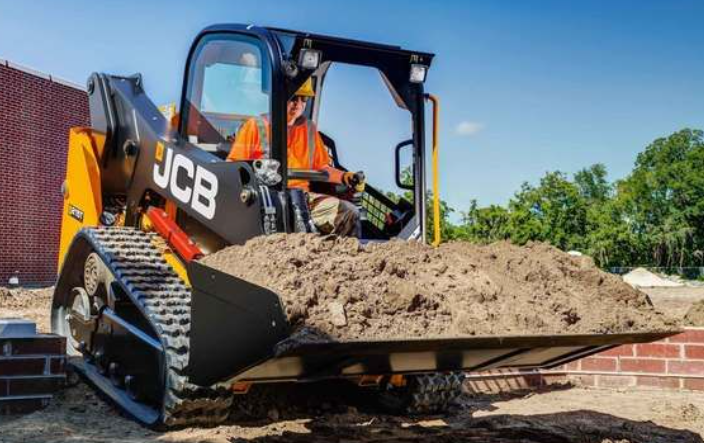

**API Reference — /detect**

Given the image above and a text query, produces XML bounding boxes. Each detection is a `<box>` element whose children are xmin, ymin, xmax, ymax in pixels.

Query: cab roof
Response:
<box><xmin>200</xmin><ymin>24</ymin><xmax>435</xmax><ymax>67</ymax></box>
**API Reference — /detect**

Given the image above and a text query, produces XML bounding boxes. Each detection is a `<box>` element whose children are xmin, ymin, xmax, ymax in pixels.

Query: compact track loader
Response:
<box><xmin>52</xmin><ymin>25</ymin><xmax>675</xmax><ymax>427</ymax></box>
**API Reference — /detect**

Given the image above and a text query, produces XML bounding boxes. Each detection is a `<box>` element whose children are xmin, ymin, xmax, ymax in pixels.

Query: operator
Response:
<box><xmin>227</xmin><ymin>78</ymin><xmax>363</xmax><ymax>237</ymax></box>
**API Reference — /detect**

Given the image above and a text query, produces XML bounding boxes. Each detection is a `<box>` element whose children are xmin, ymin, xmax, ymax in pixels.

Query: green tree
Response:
<box><xmin>575</xmin><ymin>163</ymin><xmax>611</xmax><ymax>203</ymax></box>
<box><xmin>506</xmin><ymin>171</ymin><xmax>588</xmax><ymax>251</ymax></box>
<box><xmin>583</xmin><ymin>197</ymin><xmax>640</xmax><ymax>267</ymax></box>
<box><xmin>458</xmin><ymin>200</ymin><xmax>511</xmax><ymax>242</ymax></box>
<box><xmin>572</xmin><ymin>164</ymin><xmax>638</xmax><ymax>266</ymax></box>
<box><xmin>618</xmin><ymin>129</ymin><xmax>704</xmax><ymax>266</ymax></box>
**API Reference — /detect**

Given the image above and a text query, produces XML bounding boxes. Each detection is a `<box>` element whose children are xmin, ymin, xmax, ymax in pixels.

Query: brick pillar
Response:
<box><xmin>0</xmin><ymin>331</ymin><xmax>67</xmax><ymax>414</ymax></box>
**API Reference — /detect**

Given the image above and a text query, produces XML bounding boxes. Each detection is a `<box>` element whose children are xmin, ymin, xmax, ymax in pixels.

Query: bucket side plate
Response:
<box><xmin>187</xmin><ymin>261</ymin><xmax>289</xmax><ymax>386</ymax></box>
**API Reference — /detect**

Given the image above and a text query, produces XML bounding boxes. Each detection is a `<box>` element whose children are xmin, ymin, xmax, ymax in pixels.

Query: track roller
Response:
<box><xmin>376</xmin><ymin>372</ymin><xmax>466</xmax><ymax>414</ymax></box>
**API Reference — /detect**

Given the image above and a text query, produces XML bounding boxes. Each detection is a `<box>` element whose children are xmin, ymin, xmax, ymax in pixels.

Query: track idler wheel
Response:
<box><xmin>84</xmin><ymin>252</ymin><xmax>109</xmax><ymax>298</ymax></box>
<box><xmin>59</xmin><ymin>287</ymin><xmax>92</xmax><ymax>356</ymax></box>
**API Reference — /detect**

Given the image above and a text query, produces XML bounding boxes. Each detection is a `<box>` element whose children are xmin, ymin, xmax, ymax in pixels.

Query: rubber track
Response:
<box><xmin>87</xmin><ymin>227</ymin><xmax>233</xmax><ymax>427</ymax></box>
<box><xmin>406</xmin><ymin>372</ymin><xmax>466</xmax><ymax>414</ymax></box>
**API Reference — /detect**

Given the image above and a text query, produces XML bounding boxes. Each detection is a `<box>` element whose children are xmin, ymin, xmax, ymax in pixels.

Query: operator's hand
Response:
<box><xmin>342</xmin><ymin>171</ymin><xmax>365</xmax><ymax>188</ymax></box>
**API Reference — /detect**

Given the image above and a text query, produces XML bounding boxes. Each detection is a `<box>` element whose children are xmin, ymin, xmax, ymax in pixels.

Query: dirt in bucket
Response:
<box><xmin>200</xmin><ymin>234</ymin><xmax>677</xmax><ymax>347</ymax></box>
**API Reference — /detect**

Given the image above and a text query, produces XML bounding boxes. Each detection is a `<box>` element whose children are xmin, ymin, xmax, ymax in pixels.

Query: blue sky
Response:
<box><xmin>1</xmin><ymin>0</ymin><xmax>703</xmax><ymax>218</ymax></box>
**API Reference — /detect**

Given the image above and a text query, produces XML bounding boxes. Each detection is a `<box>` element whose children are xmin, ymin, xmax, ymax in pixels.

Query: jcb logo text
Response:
<box><xmin>153</xmin><ymin>145</ymin><xmax>218</xmax><ymax>219</ymax></box>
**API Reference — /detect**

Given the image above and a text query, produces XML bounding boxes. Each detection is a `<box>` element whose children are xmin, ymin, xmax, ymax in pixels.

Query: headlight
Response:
<box><xmin>298</xmin><ymin>49</ymin><xmax>322</xmax><ymax>70</ymax></box>
<box><xmin>409</xmin><ymin>64</ymin><xmax>428</xmax><ymax>83</ymax></box>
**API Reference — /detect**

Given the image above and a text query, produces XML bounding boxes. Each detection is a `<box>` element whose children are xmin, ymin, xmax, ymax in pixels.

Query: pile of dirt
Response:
<box><xmin>622</xmin><ymin>267</ymin><xmax>683</xmax><ymax>288</ymax></box>
<box><xmin>684</xmin><ymin>301</ymin><xmax>704</xmax><ymax>326</ymax></box>
<box><xmin>0</xmin><ymin>286</ymin><xmax>53</xmax><ymax>332</ymax></box>
<box><xmin>200</xmin><ymin>234</ymin><xmax>677</xmax><ymax>346</ymax></box>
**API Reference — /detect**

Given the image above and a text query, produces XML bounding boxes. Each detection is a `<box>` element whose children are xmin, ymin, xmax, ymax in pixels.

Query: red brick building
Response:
<box><xmin>0</xmin><ymin>59</ymin><xmax>89</xmax><ymax>286</ymax></box>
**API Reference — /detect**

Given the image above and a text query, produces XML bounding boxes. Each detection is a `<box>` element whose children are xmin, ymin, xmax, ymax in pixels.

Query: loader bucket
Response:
<box><xmin>187</xmin><ymin>262</ymin><xmax>678</xmax><ymax>387</ymax></box>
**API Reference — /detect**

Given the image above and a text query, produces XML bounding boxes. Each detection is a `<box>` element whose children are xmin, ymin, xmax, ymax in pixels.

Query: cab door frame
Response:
<box><xmin>178</xmin><ymin>25</ymin><xmax>290</xmax><ymax>193</ymax></box>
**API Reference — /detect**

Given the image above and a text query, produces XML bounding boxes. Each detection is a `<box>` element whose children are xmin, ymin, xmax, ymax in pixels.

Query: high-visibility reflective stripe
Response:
<box><xmin>255</xmin><ymin>117</ymin><xmax>270</xmax><ymax>158</ymax></box>
<box><xmin>308</xmin><ymin>121</ymin><xmax>316</xmax><ymax>167</ymax></box>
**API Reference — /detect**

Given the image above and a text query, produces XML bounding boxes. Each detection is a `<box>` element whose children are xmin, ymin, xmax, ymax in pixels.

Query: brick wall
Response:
<box><xmin>553</xmin><ymin>328</ymin><xmax>704</xmax><ymax>391</ymax></box>
<box><xmin>0</xmin><ymin>334</ymin><xmax>66</xmax><ymax>414</ymax></box>
<box><xmin>0</xmin><ymin>60</ymin><xmax>89</xmax><ymax>286</ymax></box>
<box><xmin>466</xmin><ymin>327</ymin><xmax>704</xmax><ymax>394</ymax></box>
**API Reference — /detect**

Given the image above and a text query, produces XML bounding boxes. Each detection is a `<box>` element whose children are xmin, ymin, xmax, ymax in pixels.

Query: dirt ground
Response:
<box><xmin>0</xmin><ymin>286</ymin><xmax>53</xmax><ymax>332</ymax></box>
<box><xmin>641</xmin><ymin>286</ymin><xmax>704</xmax><ymax>320</ymax></box>
<box><xmin>685</xmin><ymin>301</ymin><xmax>704</xmax><ymax>326</ymax></box>
<box><xmin>0</xmin><ymin>379</ymin><xmax>702</xmax><ymax>443</ymax></box>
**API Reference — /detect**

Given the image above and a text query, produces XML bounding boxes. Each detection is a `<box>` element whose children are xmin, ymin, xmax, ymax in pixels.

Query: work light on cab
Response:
<box><xmin>410</xmin><ymin>64</ymin><xmax>428</xmax><ymax>83</ymax></box>
<box><xmin>299</xmin><ymin>49</ymin><xmax>321</xmax><ymax>69</ymax></box>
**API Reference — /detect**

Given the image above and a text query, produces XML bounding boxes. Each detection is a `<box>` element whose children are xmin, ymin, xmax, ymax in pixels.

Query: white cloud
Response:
<box><xmin>455</xmin><ymin>121</ymin><xmax>485</xmax><ymax>136</ymax></box>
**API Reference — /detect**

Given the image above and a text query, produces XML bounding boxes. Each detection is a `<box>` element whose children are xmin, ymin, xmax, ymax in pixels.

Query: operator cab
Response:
<box><xmin>179</xmin><ymin>25</ymin><xmax>434</xmax><ymax>241</ymax></box>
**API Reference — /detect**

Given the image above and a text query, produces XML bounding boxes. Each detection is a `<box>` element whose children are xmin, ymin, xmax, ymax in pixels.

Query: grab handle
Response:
<box><xmin>424</xmin><ymin>93</ymin><xmax>441</xmax><ymax>247</ymax></box>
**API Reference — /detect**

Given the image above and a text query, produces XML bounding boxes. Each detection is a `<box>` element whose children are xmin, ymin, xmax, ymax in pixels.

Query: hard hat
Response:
<box><xmin>295</xmin><ymin>78</ymin><xmax>315</xmax><ymax>98</ymax></box>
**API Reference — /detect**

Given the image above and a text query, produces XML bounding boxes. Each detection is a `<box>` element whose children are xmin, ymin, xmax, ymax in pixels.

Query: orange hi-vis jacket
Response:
<box><xmin>227</xmin><ymin>117</ymin><xmax>339</xmax><ymax>191</ymax></box>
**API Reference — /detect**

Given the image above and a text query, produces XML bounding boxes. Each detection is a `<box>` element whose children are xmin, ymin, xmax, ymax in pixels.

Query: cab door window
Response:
<box><xmin>183</xmin><ymin>34</ymin><xmax>271</xmax><ymax>155</ymax></box>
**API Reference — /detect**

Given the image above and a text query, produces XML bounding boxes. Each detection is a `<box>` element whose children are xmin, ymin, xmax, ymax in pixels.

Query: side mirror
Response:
<box><xmin>395</xmin><ymin>139</ymin><xmax>414</xmax><ymax>190</ymax></box>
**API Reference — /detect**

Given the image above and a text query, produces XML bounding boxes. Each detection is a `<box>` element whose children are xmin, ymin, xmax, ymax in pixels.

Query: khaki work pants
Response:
<box><xmin>308</xmin><ymin>192</ymin><xmax>360</xmax><ymax>237</ymax></box>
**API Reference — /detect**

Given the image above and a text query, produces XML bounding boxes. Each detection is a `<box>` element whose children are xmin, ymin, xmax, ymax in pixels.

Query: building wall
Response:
<box><xmin>0</xmin><ymin>60</ymin><xmax>89</xmax><ymax>286</ymax></box>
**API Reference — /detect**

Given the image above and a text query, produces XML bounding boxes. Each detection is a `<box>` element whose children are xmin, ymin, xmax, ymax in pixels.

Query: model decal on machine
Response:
<box><xmin>153</xmin><ymin>143</ymin><xmax>219</xmax><ymax>219</ymax></box>
<box><xmin>68</xmin><ymin>204</ymin><xmax>84</xmax><ymax>222</ymax></box>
